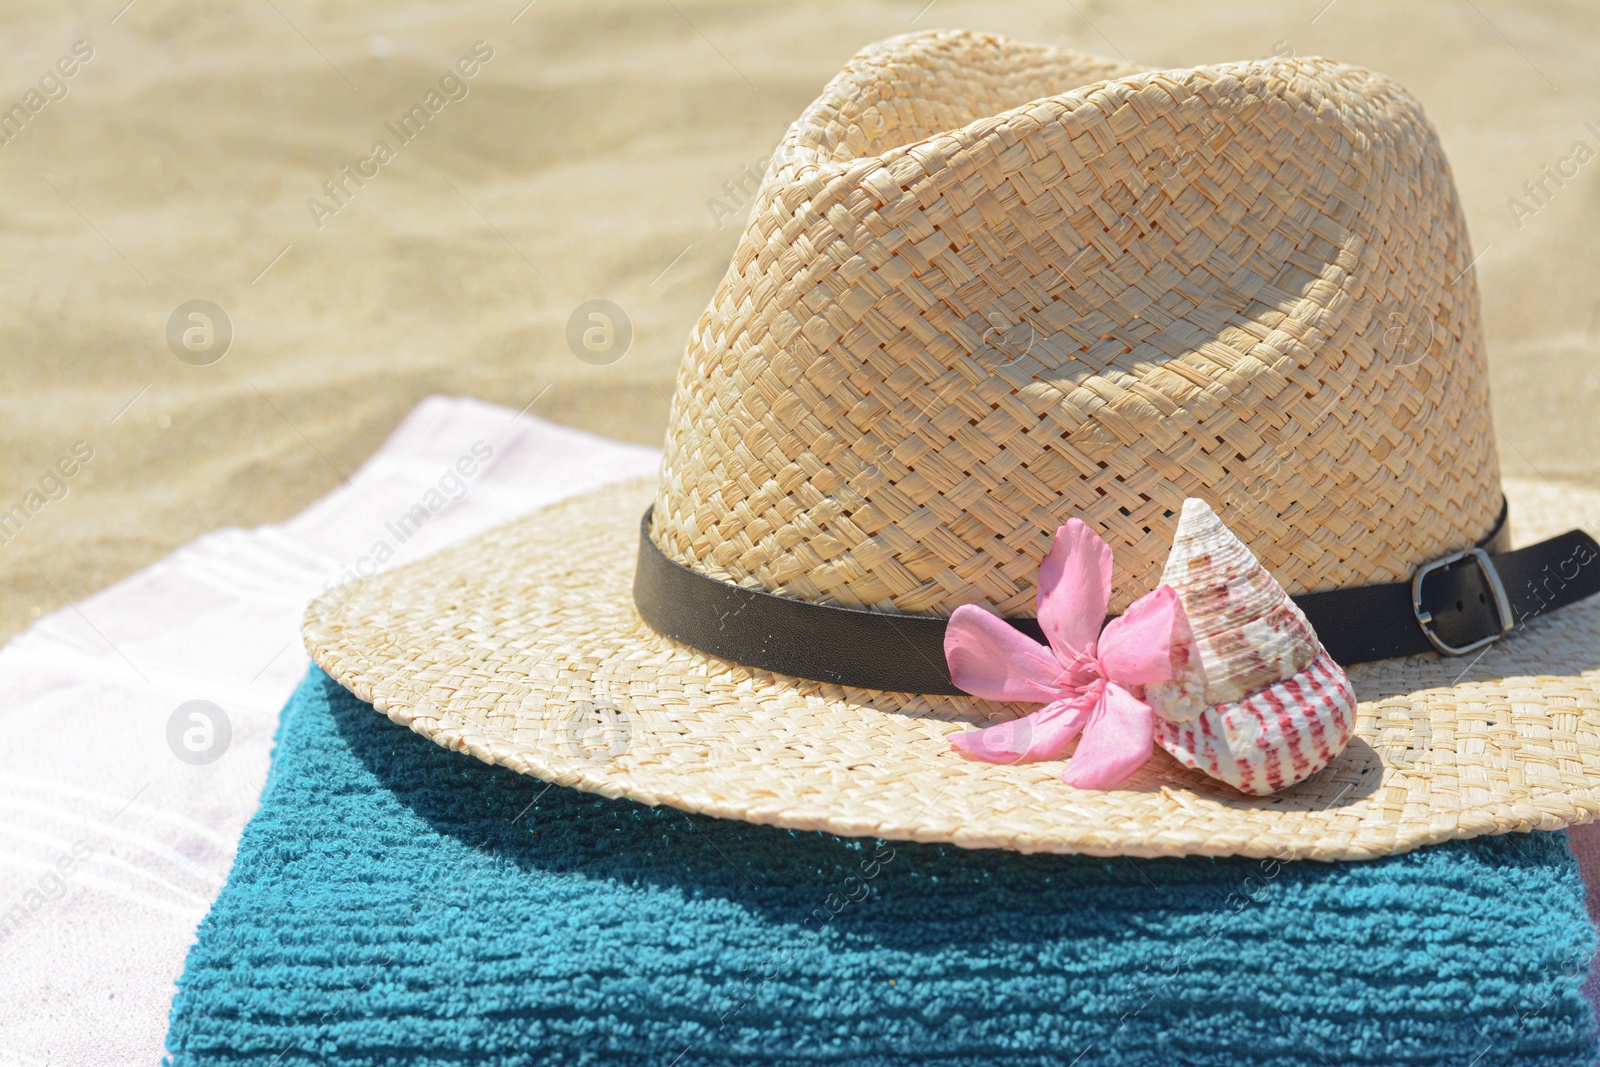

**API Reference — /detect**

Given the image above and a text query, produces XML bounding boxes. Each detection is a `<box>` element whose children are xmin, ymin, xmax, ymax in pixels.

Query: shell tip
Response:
<box><xmin>1178</xmin><ymin>497</ymin><xmax>1219</xmax><ymax>526</ymax></box>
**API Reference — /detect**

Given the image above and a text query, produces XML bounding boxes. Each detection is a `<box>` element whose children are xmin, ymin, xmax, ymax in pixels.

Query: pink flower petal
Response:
<box><xmin>1096</xmin><ymin>585</ymin><xmax>1191</xmax><ymax>687</ymax></box>
<box><xmin>944</xmin><ymin>604</ymin><xmax>1064</xmax><ymax>703</ymax></box>
<box><xmin>1036</xmin><ymin>519</ymin><xmax>1113</xmax><ymax>662</ymax></box>
<box><xmin>1060</xmin><ymin>682</ymin><xmax>1155</xmax><ymax>789</ymax></box>
<box><xmin>950</xmin><ymin>694</ymin><xmax>1094</xmax><ymax>764</ymax></box>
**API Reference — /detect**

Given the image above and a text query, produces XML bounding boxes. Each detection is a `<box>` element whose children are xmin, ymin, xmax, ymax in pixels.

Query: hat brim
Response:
<box><xmin>303</xmin><ymin>476</ymin><xmax>1600</xmax><ymax>861</ymax></box>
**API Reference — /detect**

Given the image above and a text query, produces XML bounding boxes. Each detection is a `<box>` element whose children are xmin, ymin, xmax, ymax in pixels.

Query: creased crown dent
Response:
<box><xmin>650</xmin><ymin>29</ymin><xmax>1501</xmax><ymax>616</ymax></box>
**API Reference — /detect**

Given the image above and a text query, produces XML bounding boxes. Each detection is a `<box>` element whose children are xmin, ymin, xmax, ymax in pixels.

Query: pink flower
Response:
<box><xmin>944</xmin><ymin>519</ymin><xmax>1196</xmax><ymax>789</ymax></box>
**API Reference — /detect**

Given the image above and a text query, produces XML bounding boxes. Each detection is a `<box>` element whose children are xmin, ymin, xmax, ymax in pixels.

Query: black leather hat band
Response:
<box><xmin>631</xmin><ymin>498</ymin><xmax>1600</xmax><ymax>696</ymax></box>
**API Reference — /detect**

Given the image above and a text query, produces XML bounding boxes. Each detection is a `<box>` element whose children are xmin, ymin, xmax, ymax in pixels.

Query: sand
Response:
<box><xmin>2</xmin><ymin>0</ymin><xmax>1597</xmax><ymax>644</ymax></box>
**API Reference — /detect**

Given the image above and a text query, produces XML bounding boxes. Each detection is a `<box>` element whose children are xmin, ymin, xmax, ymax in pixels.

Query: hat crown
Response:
<box><xmin>650</xmin><ymin>29</ymin><xmax>1501</xmax><ymax>615</ymax></box>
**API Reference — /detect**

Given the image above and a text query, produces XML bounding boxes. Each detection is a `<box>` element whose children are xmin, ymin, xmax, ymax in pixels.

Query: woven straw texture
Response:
<box><xmin>305</xmin><ymin>32</ymin><xmax>1594</xmax><ymax>861</ymax></box>
<box><xmin>304</xmin><ymin>475</ymin><xmax>1600</xmax><ymax>862</ymax></box>
<box><xmin>651</xmin><ymin>31</ymin><xmax>1501</xmax><ymax>615</ymax></box>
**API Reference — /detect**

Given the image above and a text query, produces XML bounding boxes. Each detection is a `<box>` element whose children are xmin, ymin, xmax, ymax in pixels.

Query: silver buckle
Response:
<box><xmin>1411</xmin><ymin>547</ymin><xmax>1514</xmax><ymax>656</ymax></box>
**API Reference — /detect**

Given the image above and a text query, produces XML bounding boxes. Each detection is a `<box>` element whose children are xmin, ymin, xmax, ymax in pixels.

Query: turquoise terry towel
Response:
<box><xmin>166</xmin><ymin>668</ymin><xmax>1598</xmax><ymax>1066</ymax></box>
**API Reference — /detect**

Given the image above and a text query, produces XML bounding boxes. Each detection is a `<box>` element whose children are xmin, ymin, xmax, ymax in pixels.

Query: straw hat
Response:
<box><xmin>305</xmin><ymin>30</ymin><xmax>1600</xmax><ymax>860</ymax></box>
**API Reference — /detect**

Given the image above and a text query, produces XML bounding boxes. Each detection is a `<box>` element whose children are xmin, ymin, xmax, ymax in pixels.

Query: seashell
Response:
<box><xmin>1146</xmin><ymin>499</ymin><xmax>1357</xmax><ymax>795</ymax></box>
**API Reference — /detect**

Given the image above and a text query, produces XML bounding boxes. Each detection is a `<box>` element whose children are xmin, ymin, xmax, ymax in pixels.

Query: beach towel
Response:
<box><xmin>165</xmin><ymin>667</ymin><xmax>1598</xmax><ymax>1065</ymax></box>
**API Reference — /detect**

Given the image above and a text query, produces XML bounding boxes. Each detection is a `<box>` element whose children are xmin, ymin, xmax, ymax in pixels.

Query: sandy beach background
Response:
<box><xmin>2</xmin><ymin>0</ymin><xmax>1597</xmax><ymax>644</ymax></box>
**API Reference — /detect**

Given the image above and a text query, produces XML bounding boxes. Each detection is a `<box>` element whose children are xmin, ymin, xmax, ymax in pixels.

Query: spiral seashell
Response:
<box><xmin>1147</xmin><ymin>499</ymin><xmax>1357</xmax><ymax>795</ymax></box>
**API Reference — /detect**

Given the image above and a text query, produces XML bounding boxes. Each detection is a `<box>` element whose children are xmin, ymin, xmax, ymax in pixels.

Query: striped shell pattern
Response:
<box><xmin>1145</xmin><ymin>499</ymin><xmax>1358</xmax><ymax>795</ymax></box>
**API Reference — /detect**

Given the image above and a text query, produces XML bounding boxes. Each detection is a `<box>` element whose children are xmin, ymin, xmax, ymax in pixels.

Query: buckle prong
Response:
<box><xmin>1411</xmin><ymin>547</ymin><xmax>1514</xmax><ymax>656</ymax></box>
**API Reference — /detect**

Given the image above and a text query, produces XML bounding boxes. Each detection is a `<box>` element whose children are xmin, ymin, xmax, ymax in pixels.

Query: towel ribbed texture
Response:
<box><xmin>165</xmin><ymin>669</ymin><xmax>1598</xmax><ymax>1065</ymax></box>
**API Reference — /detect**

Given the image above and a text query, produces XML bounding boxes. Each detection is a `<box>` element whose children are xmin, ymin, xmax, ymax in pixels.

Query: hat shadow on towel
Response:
<box><xmin>324</xmin><ymin>670</ymin><xmax>1267</xmax><ymax>935</ymax></box>
<box><xmin>330</xmin><ymin>687</ymin><xmax>1388</xmax><ymax>907</ymax></box>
